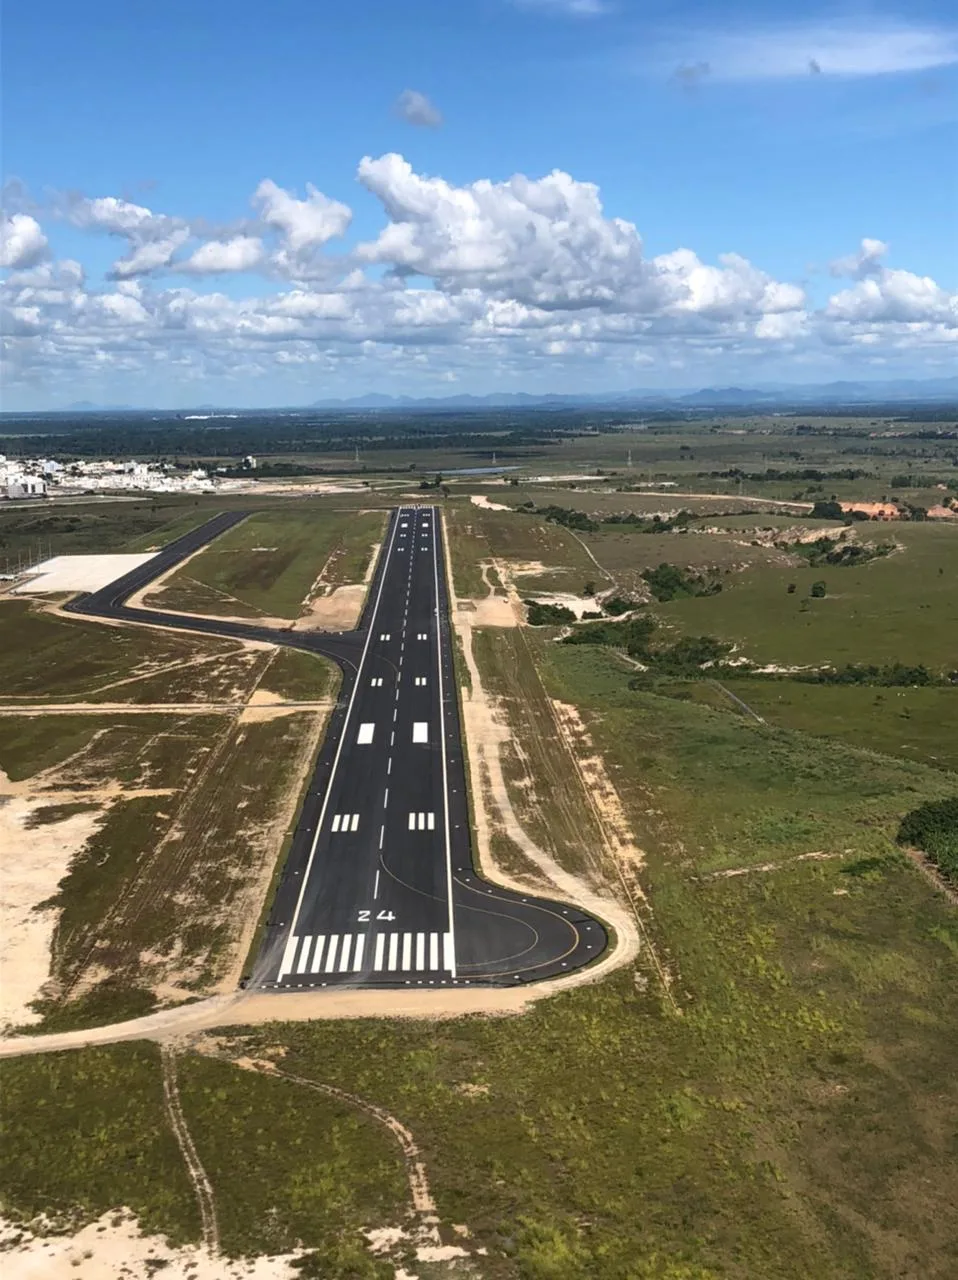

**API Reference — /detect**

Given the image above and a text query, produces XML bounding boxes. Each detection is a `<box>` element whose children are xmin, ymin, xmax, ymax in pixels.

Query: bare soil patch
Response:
<box><xmin>0</xmin><ymin>1211</ymin><xmax>306</xmax><ymax>1279</ymax></box>
<box><xmin>293</xmin><ymin>583</ymin><xmax>365</xmax><ymax>631</ymax></box>
<box><xmin>0</xmin><ymin>780</ymin><xmax>105</xmax><ymax>1032</ymax></box>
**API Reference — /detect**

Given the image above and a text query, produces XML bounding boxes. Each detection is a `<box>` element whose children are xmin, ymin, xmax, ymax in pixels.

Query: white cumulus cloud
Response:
<box><xmin>181</xmin><ymin>236</ymin><xmax>265</xmax><ymax>274</ymax></box>
<box><xmin>253</xmin><ymin>179</ymin><xmax>351</xmax><ymax>252</ymax></box>
<box><xmin>0</xmin><ymin>214</ymin><xmax>49</xmax><ymax>269</ymax></box>
<box><xmin>4</xmin><ymin>156</ymin><xmax>956</xmax><ymax>401</ymax></box>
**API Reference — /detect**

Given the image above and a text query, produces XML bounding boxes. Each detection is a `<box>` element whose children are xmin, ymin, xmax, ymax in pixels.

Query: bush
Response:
<box><xmin>641</xmin><ymin>563</ymin><xmax>721</xmax><ymax>603</ymax></box>
<box><xmin>526</xmin><ymin>601</ymin><xmax>576</xmax><ymax>626</ymax></box>
<box><xmin>602</xmin><ymin>595</ymin><xmax>637</xmax><ymax>616</ymax></box>
<box><xmin>795</xmin><ymin>662</ymin><xmax>936</xmax><ymax>688</ymax></box>
<box><xmin>897</xmin><ymin>796</ymin><xmax>958</xmax><ymax>880</ymax></box>
<box><xmin>563</xmin><ymin>615</ymin><xmax>656</xmax><ymax>658</ymax></box>
<box><xmin>810</xmin><ymin>500</ymin><xmax>844</xmax><ymax>520</ymax></box>
<box><xmin>809</xmin><ymin>580</ymin><xmax>827</xmax><ymax>598</ymax></box>
<box><xmin>649</xmin><ymin>635</ymin><xmax>734</xmax><ymax>675</ymax></box>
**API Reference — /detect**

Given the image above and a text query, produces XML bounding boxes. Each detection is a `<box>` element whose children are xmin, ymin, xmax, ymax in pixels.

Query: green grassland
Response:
<box><xmin>149</xmin><ymin>506</ymin><xmax>386</xmax><ymax>619</ymax></box>
<box><xmin>669</xmin><ymin>678</ymin><xmax>958</xmax><ymax>774</ymax></box>
<box><xmin>0</xmin><ymin>714</ymin><xmax>130</xmax><ymax>781</ymax></box>
<box><xmin>0</xmin><ymin>1044</ymin><xmax>407</xmax><ymax>1261</ymax></box>
<box><xmin>0</xmin><ymin>601</ymin><xmax>257</xmax><ymax>701</ymax></box>
<box><xmin>583</xmin><ymin>527</ymin><xmax>786</xmax><ymax>596</ymax></box>
<box><xmin>261</xmin><ymin>647</ymin><xmax>340</xmax><ymax>701</ymax></box>
<box><xmin>655</xmin><ymin>522</ymin><xmax>958</xmax><ymax>669</ymax></box>
<box><xmin>471</xmin><ymin>627</ymin><xmax>608</xmax><ymax>882</ymax></box>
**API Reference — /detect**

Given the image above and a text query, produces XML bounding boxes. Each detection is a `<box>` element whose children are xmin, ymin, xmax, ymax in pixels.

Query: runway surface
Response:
<box><xmin>68</xmin><ymin>507</ymin><xmax>608</xmax><ymax>988</ymax></box>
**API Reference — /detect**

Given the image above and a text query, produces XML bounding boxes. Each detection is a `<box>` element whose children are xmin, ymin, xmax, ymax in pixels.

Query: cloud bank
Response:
<box><xmin>2</xmin><ymin>156</ymin><xmax>955</xmax><ymax>401</ymax></box>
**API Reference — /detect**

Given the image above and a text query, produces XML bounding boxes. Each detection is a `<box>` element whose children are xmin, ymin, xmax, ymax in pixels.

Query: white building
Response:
<box><xmin>6</xmin><ymin>475</ymin><xmax>47</xmax><ymax>499</ymax></box>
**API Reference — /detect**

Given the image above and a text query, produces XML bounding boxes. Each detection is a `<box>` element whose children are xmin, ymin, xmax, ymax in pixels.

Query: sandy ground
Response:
<box><xmin>469</xmin><ymin>493</ymin><xmax>511</xmax><ymax>511</ymax></box>
<box><xmin>0</xmin><ymin>1213</ymin><xmax>307</xmax><ymax>1279</ymax></box>
<box><xmin>524</xmin><ymin>591</ymin><xmax>603</xmax><ymax>619</ymax></box>
<box><xmin>456</xmin><ymin>596</ymin><xmax>517</xmax><ymax>627</ymax></box>
<box><xmin>14</xmin><ymin>555</ymin><xmax>157</xmax><ymax>594</ymax></box>
<box><xmin>292</xmin><ymin>583</ymin><xmax>365</xmax><ymax>631</ymax></box>
<box><xmin>293</xmin><ymin>537</ymin><xmax>378</xmax><ymax>632</ymax></box>
<box><xmin>0</xmin><ymin>777</ymin><xmax>105</xmax><ymax>1031</ymax></box>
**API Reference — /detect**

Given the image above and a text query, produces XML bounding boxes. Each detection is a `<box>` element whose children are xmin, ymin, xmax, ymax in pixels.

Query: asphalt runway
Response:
<box><xmin>68</xmin><ymin>507</ymin><xmax>608</xmax><ymax>988</ymax></box>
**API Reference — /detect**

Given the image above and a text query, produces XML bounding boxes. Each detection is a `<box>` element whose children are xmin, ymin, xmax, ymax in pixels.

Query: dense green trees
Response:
<box><xmin>525</xmin><ymin>601</ymin><xmax>576</xmax><ymax>625</ymax></box>
<box><xmin>641</xmin><ymin>563</ymin><xmax>722</xmax><ymax>603</ymax></box>
<box><xmin>897</xmin><ymin>797</ymin><xmax>958</xmax><ymax>880</ymax></box>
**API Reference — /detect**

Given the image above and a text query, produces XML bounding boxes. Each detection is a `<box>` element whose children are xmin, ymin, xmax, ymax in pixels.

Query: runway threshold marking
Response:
<box><xmin>357</xmin><ymin>722</ymin><xmax>375</xmax><ymax>744</ymax></box>
<box><xmin>412</xmin><ymin>722</ymin><xmax>428</xmax><ymax>743</ymax></box>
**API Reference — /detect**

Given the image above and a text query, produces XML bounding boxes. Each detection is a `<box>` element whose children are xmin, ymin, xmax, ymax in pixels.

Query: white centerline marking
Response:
<box><xmin>279</xmin><ymin>511</ymin><xmax>402</xmax><ymax>976</ymax></box>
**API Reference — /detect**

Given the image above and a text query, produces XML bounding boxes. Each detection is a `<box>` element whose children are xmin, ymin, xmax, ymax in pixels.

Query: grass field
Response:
<box><xmin>655</xmin><ymin>521</ymin><xmax>958</xmax><ymax>669</ymax></box>
<box><xmin>148</xmin><ymin>507</ymin><xmax>385</xmax><ymax>619</ymax></box>
<box><xmin>261</xmin><ymin>647</ymin><xmax>340</xmax><ymax>701</ymax></box>
<box><xmin>0</xmin><ymin>601</ymin><xmax>257</xmax><ymax>702</ymax></box>
<box><xmin>0</xmin><ymin>1043</ymin><xmax>407</xmax><ymax>1262</ymax></box>
<box><xmin>471</xmin><ymin>627</ymin><xmax>608</xmax><ymax>882</ymax></box>
<box><xmin>447</xmin><ymin>503</ymin><xmax>596</xmax><ymax>596</ymax></box>
<box><xmin>667</xmin><ymin>678</ymin><xmax>958</xmax><ymax>774</ymax></box>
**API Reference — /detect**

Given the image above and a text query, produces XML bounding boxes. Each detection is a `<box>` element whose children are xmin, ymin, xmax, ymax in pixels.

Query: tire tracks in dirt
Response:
<box><xmin>161</xmin><ymin>1044</ymin><xmax>220</xmax><ymax>1254</ymax></box>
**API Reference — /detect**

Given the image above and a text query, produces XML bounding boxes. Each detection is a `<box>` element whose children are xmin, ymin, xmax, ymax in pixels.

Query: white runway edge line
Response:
<box><xmin>432</xmin><ymin>506</ymin><xmax>458</xmax><ymax>979</ymax></box>
<box><xmin>277</xmin><ymin>509</ymin><xmax>403</xmax><ymax>980</ymax></box>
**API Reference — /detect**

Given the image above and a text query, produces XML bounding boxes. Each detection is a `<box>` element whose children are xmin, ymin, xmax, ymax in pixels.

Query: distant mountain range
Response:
<box><xmin>308</xmin><ymin>378</ymin><xmax>958</xmax><ymax>410</ymax></box>
<box><xmin>14</xmin><ymin>377</ymin><xmax>957</xmax><ymax>416</ymax></box>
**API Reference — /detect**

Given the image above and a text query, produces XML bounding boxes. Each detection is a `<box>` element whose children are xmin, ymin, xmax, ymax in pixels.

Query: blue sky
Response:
<box><xmin>2</xmin><ymin>0</ymin><xmax>956</xmax><ymax>408</ymax></box>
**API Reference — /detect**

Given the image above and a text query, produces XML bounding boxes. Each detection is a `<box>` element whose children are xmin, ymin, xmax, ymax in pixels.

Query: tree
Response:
<box><xmin>583</xmin><ymin>581</ymin><xmax>596</xmax><ymax>597</ymax></box>
<box><xmin>810</xmin><ymin>580</ymin><xmax>827</xmax><ymax>598</ymax></box>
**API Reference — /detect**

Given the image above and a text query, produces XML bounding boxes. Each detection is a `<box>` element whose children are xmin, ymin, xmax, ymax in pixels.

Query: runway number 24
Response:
<box><xmin>358</xmin><ymin>909</ymin><xmax>395</xmax><ymax>922</ymax></box>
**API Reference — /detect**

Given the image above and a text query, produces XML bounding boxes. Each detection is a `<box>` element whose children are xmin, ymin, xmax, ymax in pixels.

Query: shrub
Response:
<box><xmin>526</xmin><ymin>601</ymin><xmax>576</xmax><ymax>626</ymax></box>
<box><xmin>809</xmin><ymin>580</ymin><xmax>827</xmax><ymax>598</ymax></box>
<box><xmin>641</xmin><ymin>563</ymin><xmax>721</xmax><ymax>603</ymax></box>
<box><xmin>602</xmin><ymin>595</ymin><xmax>637</xmax><ymax>616</ymax></box>
<box><xmin>562</xmin><ymin>614</ymin><xmax>656</xmax><ymax>658</ymax></box>
<box><xmin>897</xmin><ymin>796</ymin><xmax>958</xmax><ymax>880</ymax></box>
